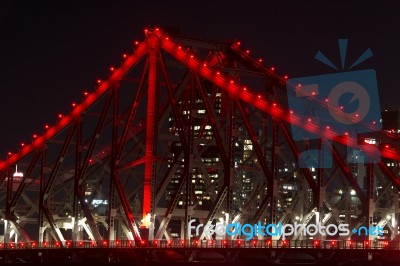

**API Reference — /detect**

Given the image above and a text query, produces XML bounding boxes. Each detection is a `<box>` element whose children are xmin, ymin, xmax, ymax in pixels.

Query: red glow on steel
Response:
<box><xmin>0</xmin><ymin>37</ymin><xmax>147</xmax><ymax>172</ymax></box>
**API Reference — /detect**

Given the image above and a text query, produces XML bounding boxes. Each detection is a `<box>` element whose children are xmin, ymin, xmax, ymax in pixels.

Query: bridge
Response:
<box><xmin>0</xmin><ymin>27</ymin><xmax>399</xmax><ymax>264</ymax></box>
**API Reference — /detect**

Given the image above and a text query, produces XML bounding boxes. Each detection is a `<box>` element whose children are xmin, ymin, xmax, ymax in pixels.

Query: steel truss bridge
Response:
<box><xmin>0</xmin><ymin>27</ymin><xmax>399</xmax><ymax>263</ymax></box>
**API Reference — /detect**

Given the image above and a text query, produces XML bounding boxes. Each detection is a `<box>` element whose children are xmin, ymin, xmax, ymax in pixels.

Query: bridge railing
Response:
<box><xmin>0</xmin><ymin>239</ymin><xmax>399</xmax><ymax>250</ymax></box>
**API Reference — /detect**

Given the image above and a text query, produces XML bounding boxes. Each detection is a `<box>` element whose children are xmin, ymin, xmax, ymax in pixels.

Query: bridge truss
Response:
<box><xmin>0</xmin><ymin>28</ymin><xmax>399</xmax><ymax>247</ymax></box>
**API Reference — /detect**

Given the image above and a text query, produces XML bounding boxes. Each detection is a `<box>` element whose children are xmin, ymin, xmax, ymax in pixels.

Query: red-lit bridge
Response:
<box><xmin>0</xmin><ymin>27</ymin><xmax>399</xmax><ymax>264</ymax></box>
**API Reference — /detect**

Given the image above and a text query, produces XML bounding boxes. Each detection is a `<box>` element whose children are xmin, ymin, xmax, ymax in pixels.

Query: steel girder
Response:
<box><xmin>0</xmin><ymin>28</ymin><xmax>399</xmax><ymax>245</ymax></box>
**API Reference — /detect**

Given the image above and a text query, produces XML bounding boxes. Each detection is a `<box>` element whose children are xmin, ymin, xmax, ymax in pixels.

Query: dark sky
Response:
<box><xmin>0</xmin><ymin>0</ymin><xmax>399</xmax><ymax>157</ymax></box>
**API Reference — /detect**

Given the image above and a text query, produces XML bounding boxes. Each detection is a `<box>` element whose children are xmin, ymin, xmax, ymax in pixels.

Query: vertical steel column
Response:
<box><xmin>73</xmin><ymin>118</ymin><xmax>82</xmax><ymax>241</ymax></box>
<box><xmin>316</xmin><ymin>139</ymin><xmax>325</xmax><ymax>240</ymax></box>
<box><xmin>225</xmin><ymin>96</ymin><xmax>234</xmax><ymax>216</ymax></box>
<box><xmin>5</xmin><ymin>167</ymin><xmax>12</xmax><ymax>243</ymax></box>
<box><xmin>109</xmin><ymin>84</ymin><xmax>119</xmax><ymax>241</ymax></box>
<box><xmin>38</xmin><ymin>147</ymin><xmax>47</xmax><ymax>243</ymax></box>
<box><xmin>366</xmin><ymin>163</ymin><xmax>374</xmax><ymax>241</ymax></box>
<box><xmin>270</xmin><ymin>122</ymin><xmax>279</xmax><ymax>226</ymax></box>
<box><xmin>143</xmin><ymin>38</ymin><xmax>159</xmax><ymax>219</ymax></box>
<box><xmin>184</xmin><ymin>75</ymin><xmax>194</xmax><ymax>243</ymax></box>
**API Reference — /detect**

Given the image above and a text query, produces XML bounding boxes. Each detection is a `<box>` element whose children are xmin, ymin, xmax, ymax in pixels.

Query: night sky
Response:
<box><xmin>0</xmin><ymin>0</ymin><xmax>399</xmax><ymax>158</ymax></box>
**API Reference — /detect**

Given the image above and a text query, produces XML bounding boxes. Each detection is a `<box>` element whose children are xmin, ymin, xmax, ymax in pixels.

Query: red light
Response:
<box><xmin>258</xmin><ymin>58</ymin><xmax>263</xmax><ymax>63</ymax></box>
<box><xmin>283</xmin><ymin>240</ymin><xmax>287</xmax><ymax>245</ymax></box>
<box><xmin>311</xmin><ymin>91</ymin><xmax>316</xmax><ymax>96</ymax></box>
<box><xmin>79</xmin><ymin>241</ymin><xmax>83</xmax><ymax>247</ymax></box>
<box><xmin>7</xmin><ymin>152</ymin><xmax>12</xmax><ymax>156</ymax></box>
<box><xmin>44</xmin><ymin>241</ymin><xmax>47</xmax><ymax>247</ymax></box>
<box><xmin>326</xmin><ymin>126</ymin><xmax>330</xmax><ymax>129</ymax></box>
<box><xmin>308</xmin><ymin>118</ymin><xmax>312</xmax><ymax>122</ymax></box>
<box><xmin>257</xmin><ymin>94</ymin><xmax>262</xmax><ymax>98</ymax></box>
<box><xmin>116</xmin><ymin>240</ymin><xmax>120</xmax><ymax>245</ymax></box>
<box><xmin>58</xmin><ymin>114</ymin><xmax>63</xmax><ymax>119</ymax></box>
<box><xmin>190</xmin><ymin>55</ymin><xmax>194</xmax><ymax>58</ymax></box>
<box><xmin>103</xmin><ymin>240</ymin><xmax>108</xmax><ymax>246</ymax></box>
<box><xmin>178</xmin><ymin>46</ymin><xmax>182</xmax><ymax>49</ymax></box>
<box><xmin>355</xmin><ymin>113</ymin><xmax>359</xmax><ymax>117</ymax></box>
<box><xmin>45</xmin><ymin>124</ymin><xmax>50</xmax><ymax>129</ymax></box>
<box><xmin>325</xmin><ymin>98</ymin><xmax>329</xmax><ymax>102</ymax></box>
<box><xmin>331</xmin><ymin>241</ymin><xmax>335</xmax><ymax>245</ymax></box>
<box><xmin>97</xmin><ymin>79</ymin><xmax>102</xmax><ymax>84</ymax></box>
<box><xmin>67</xmin><ymin>241</ymin><xmax>71</xmax><ymax>246</ymax></box>
<box><xmin>340</xmin><ymin>106</ymin><xmax>344</xmax><ymax>110</ymax></box>
<box><xmin>122</xmin><ymin>54</ymin><xmax>128</xmax><ymax>58</ymax></box>
<box><xmin>271</xmin><ymin>67</ymin><xmax>275</xmax><ymax>71</ymax></box>
<box><xmin>289</xmin><ymin>110</ymin><xmax>293</xmax><ymax>114</ymax></box>
<box><xmin>20</xmin><ymin>242</ymin><xmax>24</xmax><ymax>247</ymax></box>
<box><xmin>21</xmin><ymin>142</ymin><xmax>25</xmax><ymax>147</ymax></box>
<box><xmin>273</xmin><ymin>103</ymin><xmax>277</xmax><ymax>107</ymax></box>
<box><xmin>230</xmin><ymin>80</ymin><xmax>234</xmax><ymax>84</ymax></box>
<box><xmin>84</xmin><ymin>91</ymin><xmax>89</xmax><ymax>96</ymax></box>
<box><xmin>223</xmin><ymin>240</ymin><xmax>227</xmax><ymax>245</ymax></box>
<box><xmin>243</xmin><ymin>87</ymin><xmax>247</xmax><ymax>91</ymax></box>
<box><xmin>203</xmin><ymin>63</ymin><xmax>207</xmax><ymax>67</ymax></box>
<box><xmin>110</xmin><ymin>66</ymin><xmax>115</xmax><ymax>71</ymax></box>
<box><xmin>372</xmin><ymin>121</ymin><xmax>376</xmax><ymax>125</ymax></box>
<box><xmin>33</xmin><ymin>134</ymin><xmax>37</xmax><ymax>138</ymax></box>
<box><xmin>134</xmin><ymin>41</ymin><xmax>139</xmax><ymax>45</ymax></box>
<box><xmin>344</xmin><ymin>132</ymin><xmax>348</xmax><ymax>136</ymax></box>
<box><xmin>155</xmin><ymin>27</ymin><xmax>159</xmax><ymax>31</ymax></box>
<box><xmin>284</xmin><ymin>75</ymin><xmax>288</xmax><ymax>79</ymax></box>
<box><xmin>237</xmin><ymin>41</ymin><xmax>241</xmax><ymax>45</ymax></box>
<box><xmin>314</xmin><ymin>240</ymin><xmax>319</xmax><ymax>246</ymax></box>
<box><xmin>245</xmin><ymin>49</ymin><xmax>250</xmax><ymax>54</ymax></box>
<box><xmin>385</xmin><ymin>145</ymin><xmax>390</xmax><ymax>148</ymax></box>
<box><xmin>71</xmin><ymin>102</ymin><xmax>76</xmax><ymax>107</ymax></box>
<box><xmin>216</xmin><ymin>71</ymin><xmax>220</xmax><ymax>75</ymax></box>
<box><xmin>167</xmin><ymin>240</ymin><xmax>171</xmax><ymax>245</ymax></box>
